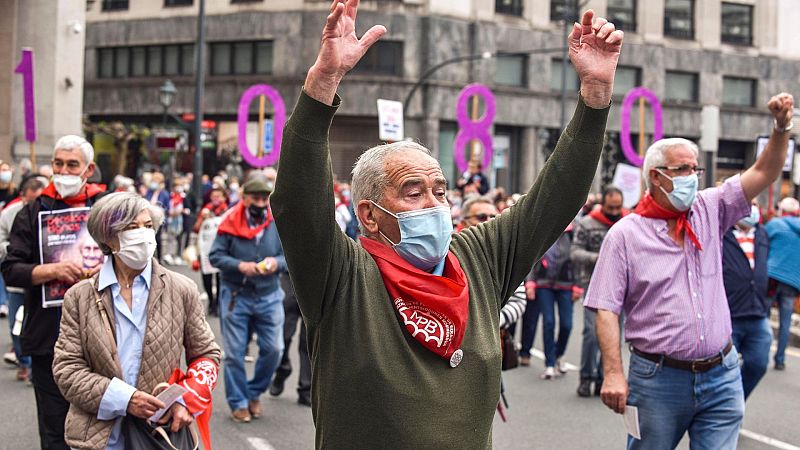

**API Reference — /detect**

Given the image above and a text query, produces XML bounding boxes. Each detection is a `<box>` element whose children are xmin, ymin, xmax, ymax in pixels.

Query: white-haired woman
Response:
<box><xmin>53</xmin><ymin>192</ymin><xmax>221</xmax><ymax>450</ymax></box>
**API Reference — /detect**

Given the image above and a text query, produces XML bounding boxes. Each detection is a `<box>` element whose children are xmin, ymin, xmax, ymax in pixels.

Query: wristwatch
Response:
<box><xmin>774</xmin><ymin>119</ymin><xmax>794</xmax><ymax>133</ymax></box>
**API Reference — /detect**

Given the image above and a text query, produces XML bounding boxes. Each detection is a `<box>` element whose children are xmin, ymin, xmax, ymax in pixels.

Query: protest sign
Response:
<box><xmin>198</xmin><ymin>216</ymin><xmax>222</xmax><ymax>274</ymax></box>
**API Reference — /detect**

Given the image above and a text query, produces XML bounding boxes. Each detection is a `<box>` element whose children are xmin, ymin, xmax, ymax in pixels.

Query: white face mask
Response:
<box><xmin>53</xmin><ymin>165</ymin><xmax>89</xmax><ymax>198</ymax></box>
<box><xmin>114</xmin><ymin>227</ymin><xmax>157</xmax><ymax>270</ymax></box>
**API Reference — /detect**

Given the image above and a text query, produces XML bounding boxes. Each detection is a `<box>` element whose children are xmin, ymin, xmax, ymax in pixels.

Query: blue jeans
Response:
<box><xmin>774</xmin><ymin>281</ymin><xmax>799</xmax><ymax>366</ymax></box>
<box><xmin>0</xmin><ymin>275</ymin><xmax>7</xmax><ymax>307</ymax></box>
<box><xmin>538</xmin><ymin>288</ymin><xmax>573</xmax><ymax>367</ymax></box>
<box><xmin>731</xmin><ymin>317</ymin><xmax>772</xmax><ymax>399</ymax></box>
<box><xmin>519</xmin><ymin>299</ymin><xmax>541</xmax><ymax>357</ymax></box>
<box><xmin>580</xmin><ymin>306</ymin><xmax>602</xmax><ymax>381</ymax></box>
<box><xmin>219</xmin><ymin>283</ymin><xmax>285</xmax><ymax>411</ymax></box>
<box><xmin>7</xmin><ymin>291</ymin><xmax>30</xmax><ymax>368</ymax></box>
<box><xmin>626</xmin><ymin>347</ymin><xmax>745</xmax><ymax>450</ymax></box>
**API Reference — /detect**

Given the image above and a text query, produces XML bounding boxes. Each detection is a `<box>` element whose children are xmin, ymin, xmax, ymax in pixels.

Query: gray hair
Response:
<box><xmin>53</xmin><ymin>135</ymin><xmax>94</xmax><ymax>165</ymax></box>
<box><xmin>87</xmin><ymin>192</ymin><xmax>164</xmax><ymax>255</ymax></box>
<box><xmin>350</xmin><ymin>141</ymin><xmax>434</xmax><ymax>234</ymax></box>
<box><xmin>460</xmin><ymin>194</ymin><xmax>494</xmax><ymax>219</ymax></box>
<box><xmin>642</xmin><ymin>138</ymin><xmax>699</xmax><ymax>190</ymax></box>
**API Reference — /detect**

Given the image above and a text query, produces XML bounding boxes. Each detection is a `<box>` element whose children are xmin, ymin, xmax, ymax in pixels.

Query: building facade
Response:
<box><xmin>0</xmin><ymin>0</ymin><xmax>87</xmax><ymax>168</ymax></box>
<box><xmin>84</xmin><ymin>0</ymin><xmax>800</xmax><ymax>196</ymax></box>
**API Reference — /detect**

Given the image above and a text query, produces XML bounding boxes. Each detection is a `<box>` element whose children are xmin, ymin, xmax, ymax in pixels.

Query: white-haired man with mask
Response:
<box><xmin>585</xmin><ymin>93</ymin><xmax>794</xmax><ymax>449</ymax></box>
<box><xmin>271</xmin><ymin>0</ymin><xmax>624</xmax><ymax>447</ymax></box>
<box><xmin>1</xmin><ymin>134</ymin><xmax>106</xmax><ymax>450</ymax></box>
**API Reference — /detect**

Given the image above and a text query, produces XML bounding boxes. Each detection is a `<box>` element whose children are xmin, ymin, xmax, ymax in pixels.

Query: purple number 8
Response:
<box><xmin>237</xmin><ymin>84</ymin><xmax>286</xmax><ymax>168</ymax></box>
<box><xmin>620</xmin><ymin>87</ymin><xmax>664</xmax><ymax>168</ymax></box>
<box><xmin>454</xmin><ymin>84</ymin><xmax>496</xmax><ymax>173</ymax></box>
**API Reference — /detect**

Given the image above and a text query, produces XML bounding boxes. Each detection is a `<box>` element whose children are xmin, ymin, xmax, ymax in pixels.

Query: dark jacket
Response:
<box><xmin>722</xmin><ymin>226</ymin><xmax>770</xmax><ymax>319</ymax></box>
<box><xmin>208</xmin><ymin>217</ymin><xmax>287</xmax><ymax>297</ymax></box>
<box><xmin>532</xmin><ymin>231</ymin><xmax>575</xmax><ymax>290</ymax></box>
<box><xmin>1</xmin><ymin>190</ymin><xmax>105</xmax><ymax>356</ymax></box>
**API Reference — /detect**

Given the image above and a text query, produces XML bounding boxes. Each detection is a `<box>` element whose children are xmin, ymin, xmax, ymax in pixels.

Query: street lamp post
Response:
<box><xmin>159</xmin><ymin>80</ymin><xmax>177</xmax><ymax>187</ymax></box>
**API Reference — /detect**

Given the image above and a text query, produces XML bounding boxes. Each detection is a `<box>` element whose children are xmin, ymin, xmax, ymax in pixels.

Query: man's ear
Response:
<box><xmin>84</xmin><ymin>162</ymin><xmax>96</xmax><ymax>181</ymax></box>
<box><xmin>357</xmin><ymin>200</ymin><xmax>379</xmax><ymax>235</ymax></box>
<box><xmin>648</xmin><ymin>169</ymin><xmax>661</xmax><ymax>189</ymax></box>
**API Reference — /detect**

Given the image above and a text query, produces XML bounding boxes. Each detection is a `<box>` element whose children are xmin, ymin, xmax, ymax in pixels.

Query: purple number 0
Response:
<box><xmin>237</xmin><ymin>84</ymin><xmax>286</xmax><ymax>168</ymax></box>
<box><xmin>14</xmin><ymin>48</ymin><xmax>36</xmax><ymax>143</ymax></box>
<box><xmin>620</xmin><ymin>87</ymin><xmax>663</xmax><ymax>167</ymax></box>
<box><xmin>454</xmin><ymin>84</ymin><xmax>496</xmax><ymax>173</ymax></box>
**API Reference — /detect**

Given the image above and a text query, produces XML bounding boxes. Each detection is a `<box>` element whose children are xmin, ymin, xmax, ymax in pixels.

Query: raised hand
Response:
<box><xmin>305</xmin><ymin>0</ymin><xmax>387</xmax><ymax>105</ymax></box>
<box><xmin>768</xmin><ymin>93</ymin><xmax>794</xmax><ymax>128</ymax></box>
<box><xmin>568</xmin><ymin>10</ymin><xmax>624</xmax><ymax>108</ymax></box>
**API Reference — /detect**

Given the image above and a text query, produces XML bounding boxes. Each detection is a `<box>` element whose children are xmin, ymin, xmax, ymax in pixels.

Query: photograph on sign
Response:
<box><xmin>612</xmin><ymin>163</ymin><xmax>643</xmax><ymax>209</ymax></box>
<box><xmin>756</xmin><ymin>136</ymin><xmax>795</xmax><ymax>172</ymax></box>
<box><xmin>38</xmin><ymin>207</ymin><xmax>102</xmax><ymax>308</ymax></box>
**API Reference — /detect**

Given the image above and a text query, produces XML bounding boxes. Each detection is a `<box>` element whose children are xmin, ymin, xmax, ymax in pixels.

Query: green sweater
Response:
<box><xmin>271</xmin><ymin>91</ymin><xmax>609</xmax><ymax>449</ymax></box>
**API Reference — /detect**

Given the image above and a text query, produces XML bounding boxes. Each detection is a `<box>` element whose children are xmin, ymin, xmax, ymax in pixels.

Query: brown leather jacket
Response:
<box><xmin>53</xmin><ymin>260</ymin><xmax>221</xmax><ymax>450</ymax></box>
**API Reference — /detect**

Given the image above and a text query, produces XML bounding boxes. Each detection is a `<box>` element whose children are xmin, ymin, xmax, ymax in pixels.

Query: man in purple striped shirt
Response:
<box><xmin>585</xmin><ymin>92</ymin><xmax>794</xmax><ymax>450</ymax></box>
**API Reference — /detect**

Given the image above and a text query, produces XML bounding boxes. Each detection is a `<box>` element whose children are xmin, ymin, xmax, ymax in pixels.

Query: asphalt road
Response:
<box><xmin>0</xmin><ymin>264</ymin><xmax>798</xmax><ymax>450</ymax></box>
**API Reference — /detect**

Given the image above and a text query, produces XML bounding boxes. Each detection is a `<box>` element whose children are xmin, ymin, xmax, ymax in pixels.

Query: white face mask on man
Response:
<box><xmin>53</xmin><ymin>165</ymin><xmax>89</xmax><ymax>198</ymax></box>
<box><xmin>114</xmin><ymin>227</ymin><xmax>157</xmax><ymax>270</ymax></box>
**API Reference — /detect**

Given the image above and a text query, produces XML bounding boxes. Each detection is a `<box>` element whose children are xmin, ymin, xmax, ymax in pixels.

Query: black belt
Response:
<box><xmin>631</xmin><ymin>341</ymin><xmax>733</xmax><ymax>373</ymax></box>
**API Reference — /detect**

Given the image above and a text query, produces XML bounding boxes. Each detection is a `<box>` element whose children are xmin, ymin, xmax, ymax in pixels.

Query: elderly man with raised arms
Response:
<box><xmin>271</xmin><ymin>0</ymin><xmax>623</xmax><ymax>447</ymax></box>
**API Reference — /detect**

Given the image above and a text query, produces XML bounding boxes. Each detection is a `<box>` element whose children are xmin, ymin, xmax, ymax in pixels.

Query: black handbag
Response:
<box><xmin>500</xmin><ymin>329</ymin><xmax>519</xmax><ymax>371</ymax></box>
<box><xmin>123</xmin><ymin>416</ymin><xmax>198</xmax><ymax>450</ymax></box>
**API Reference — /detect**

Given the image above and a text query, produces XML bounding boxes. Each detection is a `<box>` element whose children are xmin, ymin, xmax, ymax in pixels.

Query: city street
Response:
<box><xmin>0</xmin><ymin>264</ymin><xmax>798</xmax><ymax>450</ymax></box>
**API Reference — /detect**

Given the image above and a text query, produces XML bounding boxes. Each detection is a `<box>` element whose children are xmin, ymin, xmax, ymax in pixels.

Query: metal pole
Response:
<box><xmin>192</xmin><ymin>0</ymin><xmax>206</xmax><ymax>209</ymax></box>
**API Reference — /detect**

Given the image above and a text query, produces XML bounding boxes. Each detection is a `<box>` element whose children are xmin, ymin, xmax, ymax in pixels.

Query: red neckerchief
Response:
<box><xmin>203</xmin><ymin>202</ymin><xmax>228</xmax><ymax>217</ymax></box>
<box><xmin>359</xmin><ymin>237</ymin><xmax>469</xmax><ymax>364</ymax></box>
<box><xmin>588</xmin><ymin>206</ymin><xmax>629</xmax><ymax>228</ymax></box>
<box><xmin>40</xmin><ymin>183</ymin><xmax>106</xmax><ymax>207</ymax></box>
<box><xmin>635</xmin><ymin>194</ymin><xmax>702</xmax><ymax>250</ymax></box>
<box><xmin>168</xmin><ymin>358</ymin><xmax>218</xmax><ymax>450</ymax></box>
<box><xmin>2</xmin><ymin>197</ymin><xmax>21</xmax><ymax>211</ymax></box>
<box><xmin>216</xmin><ymin>202</ymin><xmax>272</xmax><ymax>239</ymax></box>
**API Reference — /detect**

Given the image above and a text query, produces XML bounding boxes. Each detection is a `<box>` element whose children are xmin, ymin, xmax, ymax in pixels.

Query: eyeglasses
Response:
<box><xmin>467</xmin><ymin>213</ymin><xmax>498</xmax><ymax>222</ymax></box>
<box><xmin>655</xmin><ymin>165</ymin><xmax>706</xmax><ymax>176</ymax></box>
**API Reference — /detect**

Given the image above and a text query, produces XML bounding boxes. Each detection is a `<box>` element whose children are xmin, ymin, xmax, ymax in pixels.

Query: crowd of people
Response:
<box><xmin>0</xmin><ymin>2</ymin><xmax>797</xmax><ymax>449</ymax></box>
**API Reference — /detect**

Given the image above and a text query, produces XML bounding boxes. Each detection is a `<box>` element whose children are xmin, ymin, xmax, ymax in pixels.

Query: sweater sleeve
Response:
<box><xmin>271</xmin><ymin>91</ymin><xmax>358</xmax><ymax>327</ymax></box>
<box><xmin>454</xmin><ymin>98</ymin><xmax>608</xmax><ymax>305</ymax></box>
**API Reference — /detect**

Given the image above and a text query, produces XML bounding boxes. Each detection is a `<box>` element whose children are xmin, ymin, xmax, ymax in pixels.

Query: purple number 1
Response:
<box><xmin>14</xmin><ymin>48</ymin><xmax>36</xmax><ymax>143</ymax></box>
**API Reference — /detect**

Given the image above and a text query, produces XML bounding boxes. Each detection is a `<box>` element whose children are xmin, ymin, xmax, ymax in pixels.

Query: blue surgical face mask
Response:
<box><xmin>370</xmin><ymin>201</ymin><xmax>453</xmax><ymax>271</ymax></box>
<box><xmin>739</xmin><ymin>205</ymin><xmax>760</xmax><ymax>228</ymax></box>
<box><xmin>657</xmin><ymin>170</ymin><xmax>698</xmax><ymax>212</ymax></box>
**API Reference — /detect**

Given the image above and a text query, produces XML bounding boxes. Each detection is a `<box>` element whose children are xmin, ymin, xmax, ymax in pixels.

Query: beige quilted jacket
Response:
<box><xmin>53</xmin><ymin>260</ymin><xmax>221</xmax><ymax>450</ymax></box>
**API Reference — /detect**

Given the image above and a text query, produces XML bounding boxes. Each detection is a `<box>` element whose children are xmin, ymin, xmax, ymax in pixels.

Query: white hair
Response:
<box><xmin>351</xmin><ymin>141</ymin><xmax>435</xmax><ymax>235</ymax></box>
<box><xmin>642</xmin><ymin>138</ymin><xmax>699</xmax><ymax>190</ymax></box>
<box><xmin>53</xmin><ymin>135</ymin><xmax>94</xmax><ymax>165</ymax></box>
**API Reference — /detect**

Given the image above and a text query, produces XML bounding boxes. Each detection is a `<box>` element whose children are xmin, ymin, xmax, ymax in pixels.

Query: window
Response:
<box><xmin>210</xmin><ymin>41</ymin><xmax>273</xmax><ymax>76</ymax></box>
<box><xmin>496</xmin><ymin>0</ymin><xmax>523</xmax><ymax>16</ymax></box>
<box><xmin>352</xmin><ymin>41</ymin><xmax>403</xmax><ymax>76</ymax></box>
<box><xmin>550</xmin><ymin>59</ymin><xmax>579</xmax><ymax>92</ymax></box>
<box><xmin>550</xmin><ymin>0</ymin><xmax>573</xmax><ymax>21</ymax></box>
<box><xmin>102</xmin><ymin>0</ymin><xmax>129</xmax><ymax>11</ymax></box>
<box><xmin>607</xmin><ymin>0</ymin><xmax>636</xmax><ymax>32</ymax></box>
<box><xmin>722</xmin><ymin>76</ymin><xmax>756</xmax><ymax>107</ymax></box>
<box><xmin>495</xmin><ymin>55</ymin><xmax>526</xmax><ymax>87</ymax></box>
<box><xmin>165</xmin><ymin>0</ymin><xmax>193</xmax><ymax>5</ymax></box>
<box><xmin>665</xmin><ymin>71</ymin><xmax>699</xmax><ymax>103</ymax></box>
<box><xmin>96</xmin><ymin>44</ymin><xmax>195</xmax><ymax>78</ymax></box>
<box><xmin>664</xmin><ymin>0</ymin><xmax>694</xmax><ymax>39</ymax></box>
<box><xmin>612</xmin><ymin>66</ymin><xmax>640</xmax><ymax>97</ymax></box>
<box><xmin>721</xmin><ymin>3</ymin><xmax>753</xmax><ymax>45</ymax></box>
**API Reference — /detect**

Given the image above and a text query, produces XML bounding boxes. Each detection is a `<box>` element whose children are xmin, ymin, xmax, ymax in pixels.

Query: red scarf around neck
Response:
<box><xmin>216</xmin><ymin>202</ymin><xmax>272</xmax><ymax>240</ymax></box>
<box><xmin>359</xmin><ymin>237</ymin><xmax>469</xmax><ymax>365</ymax></box>
<box><xmin>634</xmin><ymin>194</ymin><xmax>702</xmax><ymax>250</ymax></box>
<box><xmin>40</xmin><ymin>183</ymin><xmax>106</xmax><ymax>207</ymax></box>
<box><xmin>588</xmin><ymin>207</ymin><xmax>628</xmax><ymax>228</ymax></box>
